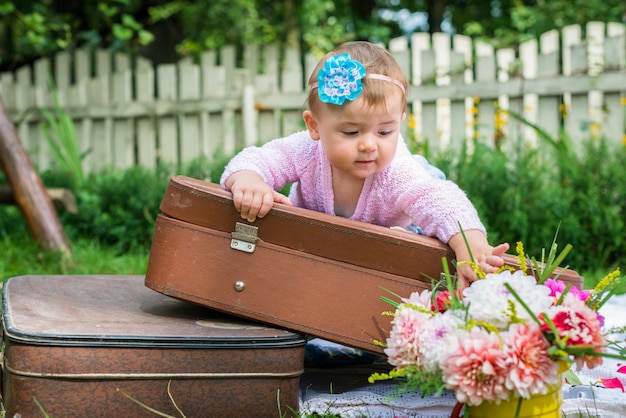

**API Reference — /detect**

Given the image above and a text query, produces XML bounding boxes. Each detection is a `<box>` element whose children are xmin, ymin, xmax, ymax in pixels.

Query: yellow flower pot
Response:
<box><xmin>467</xmin><ymin>378</ymin><xmax>563</xmax><ymax>418</ymax></box>
<box><xmin>450</xmin><ymin>362</ymin><xmax>568</xmax><ymax>418</ymax></box>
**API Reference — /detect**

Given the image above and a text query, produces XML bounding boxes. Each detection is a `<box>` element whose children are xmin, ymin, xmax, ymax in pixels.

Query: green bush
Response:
<box><xmin>435</xmin><ymin>135</ymin><xmax>626</xmax><ymax>274</ymax></box>
<box><xmin>57</xmin><ymin>165</ymin><xmax>170</xmax><ymax>252</ymax></box>
<box><xmin>53</xmin><ymin>153</ymin><xmax>232</xmax><ymax>253</ymax></box>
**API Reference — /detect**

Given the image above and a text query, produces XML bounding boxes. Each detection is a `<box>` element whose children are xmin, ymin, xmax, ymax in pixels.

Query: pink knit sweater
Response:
<box><xmin>220</xmin><ymin>131</ymin><xmax>486</xmax><ymax>243</ymax></box>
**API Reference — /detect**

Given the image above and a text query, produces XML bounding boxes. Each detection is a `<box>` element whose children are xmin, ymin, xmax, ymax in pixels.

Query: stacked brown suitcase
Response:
<box><xmin>1</xmin><ymin>275</ymin><xmax>305</xmax><ymax>417</ymax></box>
<box><xmin>145</xmin><ymin>176</ymin><xmax>585</xmax><ymax>355</ymax></box>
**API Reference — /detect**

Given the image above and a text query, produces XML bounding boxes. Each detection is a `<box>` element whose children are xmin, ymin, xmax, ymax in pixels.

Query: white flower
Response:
<box><xmin>463</xmin><ymin>270</ymin><xmax>553</xmax><ymax>329</ymax></box>
<box><xmin>419</xmin><ymin>310</ymin><xmax>463</xmax><ymax>372</ymax></box>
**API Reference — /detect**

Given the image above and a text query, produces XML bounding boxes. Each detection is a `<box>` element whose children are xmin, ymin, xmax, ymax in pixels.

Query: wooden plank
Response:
<box><xmin>281</xmin><ymin>46</ymin><xmax>304</xmax><ymax>137</ymax></box>
<box><xmin>448</xmin><ymin>51</ymin><xmax>467</xmax><ymax>149</ymax></box>
<box><xmin>389</xmin><ymin>37</ymin><xmax>410</xmax><ymax>81</ymax></box>
<box><xmin>54</xmin><ymin>51</ymin><xmax>70</xmax><ymax>114</ymax></box>
<box><xmin>135</xmin><ymin>57</ymin><xmax>156</xmax><ymax>169</ymax></box>
<box><xmin>433</xmin><ymin>33</ymin><xmax>451</xmax><ymax>146</ymax></box>
<box><xmin>0</xmin><ymin>73</ymin><xmax>15</xmax><ymax>111</ymax></box>
<box><xmin>244</xmin><ymin>44</ymin><xmax>259</xmax><ymax>75</ymax></box>
<box><xmin>419</xmin><ymin>48</ymin><xmax>438</xmax><ymax>145</ymax></box>
<box><xmin>257</xmin><ymin>44</ymin><xmax>280</xmax><ymax>147</ymax></box>
<box><xmin>604</xmin><ymin>31</ymin><xmax>625</xmax><ymax>71</ymax></box>
<box><xmin>199</xmin><ymin>51</ymin><xmax>218</xmax><ymax>157</ymax></box>
<box><xmin>453</xmin><ymin>34</ymin><xmax>474</xmax><ymax>146</ymax></box>
<box><xmin>304</xmin><ymin>51</ymin><xmax>318</xmax><ymax>90</ymax></box>
<box><xmin>603</xmin><ymin>92</ymin><xmax>624</xmax><ymax>147</ymax></box>
<box><xmin>475</xmin><ymin>42</ymin><xmax>496</xmax><ymax>146</ymax></box>
<box><xmin>73</xmin><ymin>50</ymin><xmax>93</xmax><ymax>174</ymax></box>
<box><xmin>34</xmin><ymin>57</ymin><xmax>52</xmax><ymax>171</ymax></box>
<box><xmin>88</xmin><ymin>76</ymin><xmax>112</xmax><ymax>172</ymax></box>
<box><xmin>587</xmin><ymin>22</ymin><xmax>605</xmax><ymax>144</ymax></box>
<box><xmin>538</xmin><ymin>30</ymin><xmax>561</xmax><ymax>142</ymax></box>
<box><xmin>389</xmin><ymin>38</ymin><xmax>410</xmax><ymax>143</ymax></box>
<box><xmin>561</xmin><ymin>25</ymin><xmax>582</xmax><ymax>145</ymax></box>
<box><xmin>520</xmin><ymin>38</ymin><xmax>538</xmax><ymax>146</ymax></box>
<box><xmin>178</xmin><ymin>59</ymin><xmax>202</xmax><ymax>162</ymax></box>
<box><xmin>403</xmin><ymin>72</ymin><xmax>626</xmax><ymax>102</ymax></box>
<box><xmin>111</xmin><ymin>69</ymin><xmax>134</xmax><ymax>168</ymax></box>
<box><xmin>90</xmin><ymin>49</ymin><xmax>113</xmax><ymax>173</ymax></box>
<box><xmin>496</xmin><ymin>48</ymin><xmax>518</xmax><ymax>147</ymax></box>
<box><xmin>256</xmin><ymin>73</ymin><xmax>280</xmax><ymax>142</ymax></box>
<box><xmin>157</xmin><ymin>63</ymin><xmax>179</xmax><ymax>165</ymax></box>
<box><xmin>242</xmin><ymin>84</ymin><xmax>258</xmax><ymax>147</ymax></box>
<box><xmin>409</xmin><ymin>33</ymin><xmax>430</xmax><ymax>147</ymax></box>
<box><xmin>603</xmin><ymin>23</ymin><xmax>626</xmax><ymax>146</ymax></box>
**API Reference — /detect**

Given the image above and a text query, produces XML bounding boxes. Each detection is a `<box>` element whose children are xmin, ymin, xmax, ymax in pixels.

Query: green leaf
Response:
<box><xmin>138</xmin><ymin>30</ymin><xmax>155</xmax><ymax>46</ymax></box>
<box><xmin>563</xmin><ymin>369</ymin><xmax>582</xmax><ymax>386</ymax></box>
<box><xmin>121</xmin><ymin>14</ymin><xmax>142</xmax><ymax>31</ymax></box>
<box><xmin>0</xmin><ymin>1</ymin><xmax>15</xmax><ymax>15</ymax></box>
<box><xmin>112</xmin><ymin>24</ymin><xmax>133</xmax><ymax>41</ymax></box>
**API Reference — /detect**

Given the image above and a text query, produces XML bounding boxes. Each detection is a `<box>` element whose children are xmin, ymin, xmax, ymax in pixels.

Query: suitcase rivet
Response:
<box><xmin>234</xmin><ymin>281</ymin><xmax>245</xmax><ymax>292</ymax></box>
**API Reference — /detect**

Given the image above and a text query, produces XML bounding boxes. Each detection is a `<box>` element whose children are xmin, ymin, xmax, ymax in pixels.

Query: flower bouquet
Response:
<box><xmin>369</xmin><ymin>237</ymin><xmax>626</xmax><ymax>417</ymax></box>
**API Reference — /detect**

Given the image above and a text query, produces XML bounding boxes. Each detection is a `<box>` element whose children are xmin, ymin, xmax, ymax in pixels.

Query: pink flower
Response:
<box><xmin>617</xmin><ymin>365</ymin><xmax>626</xmax><ymax>374</ymax></box>
<box><xmin>440</xmin><ymin>327</ymin><xmax>510</xmax><ymax>405</ymax></box>
<box><xmin>401</xmin><ymin>289</ymin><xmax>433</xmax><ymax>309</ymax></box>
<box><xmin>600</xmin><ymin>377</ymin><xmax>625</xmax><ymax>392</ymax></box>
<box><xmin>384</xmin><ymin>305</ymin><xmax>431</xmax><ymax>368</ymax></box>
<box><xmin>544</xmin><ymin>279</ymin><xmax>590</xmax><ymax>302</ymax></box>
<box><xmin>504</xmin><ymin>323</ymin><xmax>559</xmax><ymax>398</ymax></box>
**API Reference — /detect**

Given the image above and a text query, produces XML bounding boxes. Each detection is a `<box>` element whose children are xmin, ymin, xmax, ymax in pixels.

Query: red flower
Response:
<box><xmin>433</xmin><ymin>290</ymin><xmax>462</xmax><ymax>312</ymax></box>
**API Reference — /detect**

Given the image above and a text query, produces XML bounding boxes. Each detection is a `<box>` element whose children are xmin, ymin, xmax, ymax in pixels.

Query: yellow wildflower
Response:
<box><xmin>593</xmin><ymin>268</ymin><xmax>621</xmax><ymax>294</ymax></box>
<box><xmin>457</xmin><ymin>260</ymin><xmax>486</xmax><ymax>279</ymax></box>
<box><xmin>516</xmin><ymin>241</ymin><xmax>527</xmax><ymax>272</ymax></box>
<box><xmin>408</xmin><ymin>113</ymin><xmax>416</xmax><ymax>129</ymax></box>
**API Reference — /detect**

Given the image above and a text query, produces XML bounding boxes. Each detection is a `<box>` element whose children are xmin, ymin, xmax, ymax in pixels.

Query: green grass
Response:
<box><xmin>0</xmin><ymin>232</ymin><xmax>149</xmax><ymax>282</ymax></box>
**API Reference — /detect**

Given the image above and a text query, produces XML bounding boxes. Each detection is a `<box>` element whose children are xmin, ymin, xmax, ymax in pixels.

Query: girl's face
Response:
<box><xmin>303</xmin><ymin>89</ymin><xmax>405</xmax><ymax>181</ymax></box>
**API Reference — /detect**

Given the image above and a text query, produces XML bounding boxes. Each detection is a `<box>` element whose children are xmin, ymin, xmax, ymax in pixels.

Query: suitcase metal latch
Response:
<box><xmin>230</xmin><ymin>222</ymin><xmax>259</xmax><ymax>253</ymax></box>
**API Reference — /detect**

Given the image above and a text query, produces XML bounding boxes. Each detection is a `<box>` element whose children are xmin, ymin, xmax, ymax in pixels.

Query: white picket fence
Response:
<box><xmin>0</xmin><ymin>22</ymin><xmax>625</xmax><ymax>174</ymax></box>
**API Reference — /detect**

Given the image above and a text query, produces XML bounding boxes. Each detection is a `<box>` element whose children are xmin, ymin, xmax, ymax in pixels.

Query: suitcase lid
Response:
<box><xmin>2</xmin><ymin>275</ymin><xmax>305</xmax><ymax>348</ymax></box>
<box><xmin>158</xmin><ymin>176</ymin><xmax>584</xmax><ymax>288</ymax></box>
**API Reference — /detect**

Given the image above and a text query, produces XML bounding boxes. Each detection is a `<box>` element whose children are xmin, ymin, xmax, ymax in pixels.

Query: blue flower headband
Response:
<box><xmin>310</xmin><ymin>53</ymin><xmax>406</xmax><ymax>106</ymax></box>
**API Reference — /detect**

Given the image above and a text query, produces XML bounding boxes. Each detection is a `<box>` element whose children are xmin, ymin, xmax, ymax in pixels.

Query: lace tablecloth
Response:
<box><xmin>299</xmin><ymin>294</ymin><xmax>626</xmax><ymax>417</ymax></box>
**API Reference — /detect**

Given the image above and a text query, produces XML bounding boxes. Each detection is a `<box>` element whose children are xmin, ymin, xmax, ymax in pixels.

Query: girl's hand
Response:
<box><xmin>448</xmin><ymin>230</ymin><xmax>509</xmax><ymax>288</ymax></box>
<box><xmin>225</xmin><ymin>171</ymin><xmax>292</xmax><ymax>222</ymax></box>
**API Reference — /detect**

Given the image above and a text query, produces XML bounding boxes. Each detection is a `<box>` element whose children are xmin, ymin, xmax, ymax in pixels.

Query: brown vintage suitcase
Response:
<box><xmin>145</xmin><ymin>176</ymin><xmax>584</xmax><ymax>355</ymax></box>
<box><xmin>1</xmin><ymin>275</ymin><xmax>305</xmax><ymax>417</ymax></box>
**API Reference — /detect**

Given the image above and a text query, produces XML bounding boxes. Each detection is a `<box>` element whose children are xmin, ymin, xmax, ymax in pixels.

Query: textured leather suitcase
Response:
<box><xmin>145</xmin><ymin>176</ymin><xmax>584</xmax><ymax>354</ymax></box>
<box><xmin>1</xmin><ymin>275</ymin><xmax>305</xmax><ymax>417</ymax></box>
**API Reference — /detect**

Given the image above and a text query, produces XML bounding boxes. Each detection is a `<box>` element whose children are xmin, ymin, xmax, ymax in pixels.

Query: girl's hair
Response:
<box><xmin>306</xmin><ymin>41</ymin><xmax>408</xmax><ymax>113</ymax></box>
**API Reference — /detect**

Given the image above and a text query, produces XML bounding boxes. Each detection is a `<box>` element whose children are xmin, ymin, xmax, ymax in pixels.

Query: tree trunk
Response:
<box><xmin>427</xmin><ymin>0</ymin><xmax>450</xmax><ymax>34</ymax></box>
<box><xmin>0</xmin><ymin>95</ymin><xmax>72</xmax><ymax>256</ymax></box>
